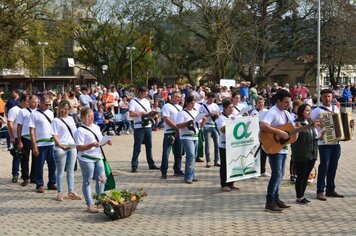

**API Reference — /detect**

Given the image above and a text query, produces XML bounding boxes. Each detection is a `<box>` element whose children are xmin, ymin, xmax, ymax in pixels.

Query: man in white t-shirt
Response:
<box><xmin>160</xmin><ymin>90</ymin><xmax>183</xmax><ymax>179</ymax></box>
<box><xmin>199</xmin><ymin>92</ymin><xmax>220</xmax><ymax>167</ymax></box>
<box><xmin>17</xmin><ymin>95</ymin><xmax>38</xmax><ymax>186</ymax></box>
<box><xmin>129</xmin><ymin>87</ymin><xmax>159</xmax><ymax>172</ymax></box>
<box><xmin>260</xmin><ymin>89</ymin><xmax>294</xmax><ymax>213</ymax></box>
<box><xmin>310</xmin><ymin>89</ymin><xmax>354</xmax><ymax>201</ymax></box>
<box><xmin>7</xmin><ymin>95</ymin><xmax>29</xmax><ymax>183</ymax></box>
<box><xmin>29</xmin><ymin>95</ymin><xmax>56</xmax><ymax>193</ymax></box>
<box><xmin>231</xmin><ymin>91</ymin><xmax>248</xmax><ymax>117</ymax></box>
<box><xmin>149</xmin><ymin>84</ymin><xmax>158</xmax><ymax>99</ymax></box>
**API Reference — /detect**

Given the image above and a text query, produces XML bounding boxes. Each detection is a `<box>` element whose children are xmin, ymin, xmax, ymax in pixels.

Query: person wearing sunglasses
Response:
<box><xmin>29</xmin><ymin>95</ymin><xmax>56</xmax><ymax>193</ymax></box>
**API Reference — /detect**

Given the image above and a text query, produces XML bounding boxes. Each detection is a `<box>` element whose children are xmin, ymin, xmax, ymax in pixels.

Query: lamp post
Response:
<box><xmin>102</xmin><ymin>64</ymin><xmax>108</xmax><ymax>87</ymax></box>
<box><xmin>316</xmin><ymin>0</ymin><xmax>321</xmax><ymax>105</ymax></box>
<box><xmin>126</xmin><ymin>46</ymin><xmax>136</xmax><ymax>84</ymax></box>
<box><xmin>38</xmin><ymin>41</ymin><xmax>48</xmax><ymax>90</ymax></box>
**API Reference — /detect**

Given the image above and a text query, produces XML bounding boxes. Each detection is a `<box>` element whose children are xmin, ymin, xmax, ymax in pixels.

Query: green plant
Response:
<box><xmin>94</xmin><ymin>189</ymin><xmax>147</xmax><ymax>206</ymax></box>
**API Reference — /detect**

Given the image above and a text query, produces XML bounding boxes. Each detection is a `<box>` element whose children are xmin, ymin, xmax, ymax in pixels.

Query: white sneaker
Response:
<box><xmin>261</xmin><ymin>173</ymin><xmax>270</xmax><ymax>177</ymax></box>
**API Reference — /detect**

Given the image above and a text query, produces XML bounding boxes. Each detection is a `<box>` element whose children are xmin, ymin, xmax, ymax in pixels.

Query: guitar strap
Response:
<box><xmin>37</xmin><ymin>109</ymin><xmax>52</xmax><ymax>124</ymax></box>
<box><xmin>234</xmin><ymin>105</ymin><xmax>240</xmax><ymax>112</ymax></box>
<box><xmin>134</xmin><ymin>99</ymin><xmax>148</xmax><ymax>112</ymax></box>
<box><xmin>183</xmin><ymin>109</ymin><xmax>199</xmax><ymax>130</ymax></box>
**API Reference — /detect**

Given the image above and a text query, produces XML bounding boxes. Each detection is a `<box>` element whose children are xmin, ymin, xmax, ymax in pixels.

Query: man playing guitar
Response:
<box><xmin>260</xmin><ymin>89</ymin><xmax>294</xmax><ymax>213</ymax></box>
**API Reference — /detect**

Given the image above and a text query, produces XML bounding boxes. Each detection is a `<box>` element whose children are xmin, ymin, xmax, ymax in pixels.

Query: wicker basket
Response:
<box><xmin>103</xmin><ymin>200</ymin><xmax>139</xmax><ymax>220</ymax></box>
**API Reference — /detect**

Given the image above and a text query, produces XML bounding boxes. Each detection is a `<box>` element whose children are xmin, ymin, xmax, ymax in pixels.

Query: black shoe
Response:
<box><xmin>48</xmin><ymin>184</ymin><xmax>58</xmax><ymax>190</ymax></box>
<box><xmin>296</xmin><ymin>198</ymin><xmax>311</xmax><ymax>205</ymax></box>
<box><xmin>206</xmin><ymin>163</ymin><xmax>211</xmax><ymax>168</ymax></box>
<box><xmin>265</xmin><ymin>202</ymin><xmax>283</xmax><ymax>213</ymax></box>
<box><xmin>12</xmin><ymin>175</ymin><xmax>18</xmax><ymax>183</ymax></box>
<box><xmin>21</xmin><ymin>179</ymin><xmax>29</xmax><ymax>186</ymax></box>
<box><xmin>326</xmin><ymin>191</ymin><xmax>344</xmax><ymax>198</ymax></box>
<box><xmin>131</xmin><ymin>168</ymin><xmax>137</xmax><ymax>173</ymax></box>
<box><xmin>214</xmin><ymin>162</ymin><xmax>221</xmax><ymax>167</ymax></box>
<box><xmin>195</xmin><ymin>158</ymin><xmax>204</xmax><ymax>162</ymax></box>
<box><xmin>276</xmin><ymin>199</ymin><xmax>291</xmax><ymax>208</ymax></box>
<box><xmin>173</xmin><ymin>170</ymin><xmax>184</xmax><ymax>176</ymax></box>
<box><xmin>192</xmin><ymin>179</ymin><xmax>198</xmax><ymax>182</ymax></box>
<box><xmin>161</xmin><ymin>175</ymin><xmax>167</xmax><ymax>179</ymax></box>
<box><xmin>149</xmin><ymin>165</ymin><xmax>160</xmax><ymax>170</ymax></box>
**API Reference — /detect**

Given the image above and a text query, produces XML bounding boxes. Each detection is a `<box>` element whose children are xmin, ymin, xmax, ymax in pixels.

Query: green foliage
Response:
<box><xmin>94</xmin><ymin>189</ymin><xmax>147</xmax><ymax>206</ymax></box>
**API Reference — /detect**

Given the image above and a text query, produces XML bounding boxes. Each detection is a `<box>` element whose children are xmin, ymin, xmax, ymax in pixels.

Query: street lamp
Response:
<box><xmin>38</xmin><ymin>42</ymin><xmax>48</xmax><ymax>90</ymax></box>
<box><xmin>102</xmin><ymin>64</ymin><xmax>108</xmax><ymax>87</ymax></box>
<box><xmin>126</xmin><ymin>46</ymin><xmax>136</xmax><ymax>84</ymax></box>
<box><xmin>316</xmin><ymin>0</ymin><xmax>321</xmax><ymax>105</ymax></box>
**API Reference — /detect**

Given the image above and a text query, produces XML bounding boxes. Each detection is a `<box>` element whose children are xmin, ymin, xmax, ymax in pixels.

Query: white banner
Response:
<box><xmin>226</xmin><ymin>116</ymin><xmax>260</xmax><ymax>182</ymax></box>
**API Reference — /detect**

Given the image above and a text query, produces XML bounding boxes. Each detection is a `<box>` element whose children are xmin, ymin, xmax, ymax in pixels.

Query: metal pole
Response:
<box><xmin>316</xmin><ymin>0</ymin><xmax>321</xmax><ymax>105</ymax></box>
<box><xmin>42</xmin><ymin>45</ymin><xmax>46</xmax><ymax>90</ymax></box>
<box><xmin>130</xmin><ymin>50</ymin><xmax>133</xmax><ymax>84</ymax></box>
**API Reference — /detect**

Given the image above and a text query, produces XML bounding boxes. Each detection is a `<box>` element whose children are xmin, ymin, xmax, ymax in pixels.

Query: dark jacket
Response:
<box><xmin>291</xmin><ymin>120</ymin><xmax>318</xmax><ymax>162</ymax></box>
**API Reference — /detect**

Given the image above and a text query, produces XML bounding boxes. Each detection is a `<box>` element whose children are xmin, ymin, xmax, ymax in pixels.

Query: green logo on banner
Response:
<box><xmin>233</xmin><ymin>121</ymin><xmax>252</xmax><ymax>140</ymax></box>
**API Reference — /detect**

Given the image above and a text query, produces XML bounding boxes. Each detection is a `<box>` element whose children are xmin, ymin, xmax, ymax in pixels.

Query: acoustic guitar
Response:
<box><xmin>259</xmin><ymin>122</ymin><xmax>314</xmax><ymax>154</ymax></box>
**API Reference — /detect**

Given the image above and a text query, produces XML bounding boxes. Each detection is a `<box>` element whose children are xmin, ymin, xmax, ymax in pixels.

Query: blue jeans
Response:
<box><xmin>131</xmin><ymin>128</ymin><xmax>155</xmax><ymax>169</ymax></box>
<box><xmin>181</xmin><ymin>139</ymin><xmax>198</xmax><ymax>181</ymax></box>
<box><xmin>11</xmin><ymin>139</ymin><xmax>21</xmax><ymax>177</ymax></box>
<box><xmin>203</xmin><ymin>127</ymin><xmax>219</xmax><ymax>163</ymax></box>
<box><xmin>317</xmin><ymin>144</ymin><xmax>341</xmax><ymax>194</ymax></box>
<box><xmin>0</xmin><ymin>126</ymin><xmax>10</xmax><ymax>148</ymax></box>
<box><xmin>54</xmin><ymin>148</ymin><xmax>77</xmax><ymax>193</ymax></box>
<box><xmin>79</xmin><ymin>159</ymin><xmax>105</xmax><ymax>206</ymax></box>
<box><xmin>35</xmin><ymin>145</ymin><xmax>56</xmax><ymax>188</ymax></box>
<box><xmin>160</xmin><ymin>133</ymin><xmax>182</xmax><ymax>175</ymax></box>
<box><xmin>266</xmin><ymin>153</ymin><xmax>287</xmax><ymax>203</ymax></box>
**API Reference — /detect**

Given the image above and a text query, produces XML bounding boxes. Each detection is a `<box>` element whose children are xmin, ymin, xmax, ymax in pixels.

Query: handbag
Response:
<box><xmin>80</xmin><ymin>125</ymin><xmax>116</xmax><ymax>191</ymax></box>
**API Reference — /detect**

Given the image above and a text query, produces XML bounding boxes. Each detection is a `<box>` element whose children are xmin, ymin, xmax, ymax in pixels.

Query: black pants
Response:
<box><xmin>114</xmin><ymin>106</ymin><xmax>119</xmax><ymax>114</ymax></box>
<box><xmin>260</xmin><ymin>148</ymin><xmax>267</xmax><ymax>174</ymax></box>
<box><xmin>21</xmin><ymin>137</ymin><xmax>36</xmax><ymax>181</ymax></box>
<box><xmin>219</xmin><ymin>148</ymin><xmax>233</xmax><ymax>187</ymax></box>
<box><xmin>295</xmin><ymin>159</ymin><xmax>316</xmax><ymax>198</ymax></box>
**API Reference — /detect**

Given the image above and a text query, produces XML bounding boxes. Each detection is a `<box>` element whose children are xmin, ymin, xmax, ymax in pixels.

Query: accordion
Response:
<box><xmin>320</xmin><ymin>109</ymin><xmax>353</xmax><ymax>144</ymax></box>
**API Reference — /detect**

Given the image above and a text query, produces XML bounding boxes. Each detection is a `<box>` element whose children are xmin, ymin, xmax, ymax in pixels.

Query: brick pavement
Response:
<box><xmin>0</xmin><ymin>128</ymin><xmax>356</xmax><ymax>235</ymax></box>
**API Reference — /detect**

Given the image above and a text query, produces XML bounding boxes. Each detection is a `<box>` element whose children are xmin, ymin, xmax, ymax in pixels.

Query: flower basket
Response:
<box><xmin>95</xmin><ymin>189</ymin><xmax>147</xmax><ymax>221</ymax></box>
<box><xmin>103</xmin><ymin>200</ymin><xmax>139</xmax><ymax>220</ymax></box>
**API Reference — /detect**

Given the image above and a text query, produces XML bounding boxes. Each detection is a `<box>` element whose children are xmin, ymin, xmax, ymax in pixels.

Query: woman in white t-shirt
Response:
<box><xmin>51</xmin><ymin>100</ymin><xmax>82</xmax><ymax>202</ymax></box>
<box><xmin>176</xmin><ymin>95</ymin><xmax>207</xmax><ymax>184</ymax></box>
<box><xmin>74</xmin><ymin>108</ymin><xmax>112</xmax><ymax>213</ymax></box>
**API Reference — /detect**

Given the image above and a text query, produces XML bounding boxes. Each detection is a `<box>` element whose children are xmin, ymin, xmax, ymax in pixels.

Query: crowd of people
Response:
<box><xmin>0</xmin><ymin>80</ymin><xmax>355</xmax><ymax>213</ymax></box>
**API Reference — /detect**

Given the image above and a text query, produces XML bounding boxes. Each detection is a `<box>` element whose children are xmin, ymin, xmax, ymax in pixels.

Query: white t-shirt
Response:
<box><xmin>249</xmin><ymin>108</ymin><xmax>269</xmax><ymax>121</ymax></box>
<box><xmin>199</xmin><ymin>102</ymin><xmax>220</xmax><ymax>128</ymax></box>
<box><xmin>261</xmin><ymin>105</ymin><xmax>294</xmax><ymax>154</ymax></box>
<box><xmin>216</xmin><ymin>113</ymin><xmax>234</xmax><ymax>148</ymax></box>
<box><xmin>162</xmin><ymin>103</ymin><xmax>182</xmax><ymax>134</ymax></box>
<box><xmin>232</xmin><ymin>103</ymin><xmax>247</xmax><ymax>117</ymax></box>
<box><xmin>7</xmin><ymin>105</ymin><xmax>22</xmax><ymax>139</ymax></box>
<box><xmin>129</xmin><ymin>97</ymin><xmax>152</xmax><ymax>129</ymax></box>
<box><xmin>175</xmin><ymin>108</ymin><xmax>199</xmax><ymax>140</ymax></box>
<box><xmin>29</xmin><ymin>109</ymin><xmax>54</xmax><ymax>147</ymax></box>
<box><xmin>311</xmin><ymin>104</ymin><xmax>340</xmax><ymax>145</ymax></box>
<box><xmin>194</xmin><ymin>91</ymin><xmax>205</xmax><ymax>104</ymax></box>
<box><xmin>149</xmin><ymin>89</ymin><xmax>158</xmax><ymax>99</ymax></box>
<box><xmin>111</xmin><ymin>91</ymin><xmax>120</xmax><ymax>107</ymax></box>
<box><xmin>17</xmin><ymin>107</ymin><xmax>36</xmax><ymax>140</ymax></box>
<box><xmin>51</xmin><ymin>116</ymin><xmax>77</xmax><ymax>150</ymax></box>
<box><xmin>74</xmin><ymin>124</ymin><xmax>103</xmax><ymax>163</ymax></box>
